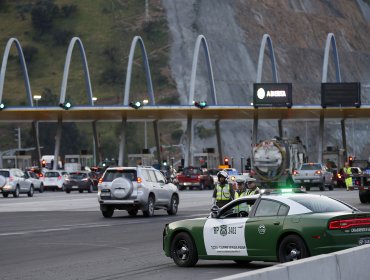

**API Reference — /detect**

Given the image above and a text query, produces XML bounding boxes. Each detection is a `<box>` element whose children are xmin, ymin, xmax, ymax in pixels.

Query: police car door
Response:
<box><xmin>203</xmin><ymin>200</ymin><xmax>250</xmax><ymax>257</ymax></box>
<box><xmin>244</xmin><ymin>198</ymin><xmax>288</xmax><ymax>258</ymax></box>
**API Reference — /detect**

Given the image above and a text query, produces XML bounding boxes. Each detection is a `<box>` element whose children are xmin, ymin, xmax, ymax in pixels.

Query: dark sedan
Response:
<box><xmin>63</xmin><ymin>171</ymin><xmax>96</xmax><ymax>193</ymax></box>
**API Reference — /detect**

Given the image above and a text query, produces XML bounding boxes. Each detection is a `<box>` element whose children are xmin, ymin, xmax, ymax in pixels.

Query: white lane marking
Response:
<box><xmin>39</xmin><ymin>242</ymin><xmax>129</xmax><ymax>250</ymax></box>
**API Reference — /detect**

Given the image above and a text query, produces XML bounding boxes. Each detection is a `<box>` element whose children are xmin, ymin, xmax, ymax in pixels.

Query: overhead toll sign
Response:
<box><xmin>321</xmin><ymin>82</ymin><xmax>361</xmax><ymax>108</ymax></box>
<box><xmin>253</xmin><ymin>83</ymin><xmax>292</xmax><ymax>108</ymax></box>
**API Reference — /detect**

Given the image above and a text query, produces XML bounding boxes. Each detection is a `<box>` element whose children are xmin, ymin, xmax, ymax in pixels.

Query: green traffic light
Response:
<box><xmin>194</xmin><ymin>101</ymin><xmax>208</xmax><ymax>109</ymax></box>
<box><xmin>129</xmin><ymin>101</ymin><xmax>143</xmax><ymax>109</ymax></box>
<box><xmin>59</xmin><ymin>101</ymin><xmax>72</xmax><ymax>110</ymax></box>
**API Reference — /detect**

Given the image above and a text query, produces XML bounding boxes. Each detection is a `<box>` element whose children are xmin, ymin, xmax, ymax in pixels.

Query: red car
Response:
<box><xmin>176</xmin><ymin>166</ymin><xmax>213</xmax><ymax>190</ymax></box>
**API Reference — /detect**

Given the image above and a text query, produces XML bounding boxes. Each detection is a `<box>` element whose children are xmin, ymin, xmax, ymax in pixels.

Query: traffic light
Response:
<box><xmin>224</xmin><ymin>157</ymin><xmax>229</xmax><ymax>165</ymax></box>
<box><xmin>41</xmin><ymin>160</ymin><xmax>46</xmax><ymax>168</ymax></box>
<box><xmin>348</xmin><ymin>156</ymin><xmax>353</xmax><ymax>166</ymax></box>
<box><xmin>129</xmin><ymin>101</ymin><xmax>143</xmax><ymax>109</ymax></box>
<box><xmin>59</xmin><ymin>101</ymin><xmax>72</xmax><ymax>110</ymax></box>
<box><xmin>194</xmin><ymin>101</ymin><xmax>208</xmax><ymax>109</ymax></box>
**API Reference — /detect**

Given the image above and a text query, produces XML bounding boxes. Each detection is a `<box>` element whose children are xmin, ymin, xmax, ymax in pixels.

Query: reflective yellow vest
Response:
<box><xmin>235</xmin><ymin>191</ymin><xmax>247</xmax><ymax>199</ymax></box>
<box><xmin>344</xmin><ymin>167</ymin><xmax>352</xmax><ymax>187</ymax></box>
<box><xmin>216</xmin><ymin>184</ymin><xmax>232</xmax><ymax>201</ymax></box>
<box><xmin>246</xmin><ymin>188</ymin><xmax>259</xmax><ymax>196</ymax></box>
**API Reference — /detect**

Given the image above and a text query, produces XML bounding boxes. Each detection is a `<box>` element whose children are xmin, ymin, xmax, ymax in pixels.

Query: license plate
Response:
<box><xmin>304</xmin><ymin>180</ymin><xmax>310</xmax><ymax>182</ymax></box>
<box><xmin>72</xmin><ymin>186</ymin><xmax>78</xmax><ymax>189</ymax></box>
<box><xmin>100</xmin><ymin>191</ymin><xmax>111</xmax><ymax>197</ymax></box>
<box><xmin>359</xmin><ymin>238</ymin><xmax>370</xmax><ymax>245</ymax></box>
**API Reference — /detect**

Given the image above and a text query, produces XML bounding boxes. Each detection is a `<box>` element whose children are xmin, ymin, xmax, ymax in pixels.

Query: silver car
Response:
<box><xmin>25</xmin><ymin>170</ymin><xmax>44</xmax><ymax>193</ymax></box>
<box><xmin>292</xmin><ymin>163</ymin><xmax>334</xmax><ymax>191</ymax></box>
<box><xmin>98</xmin><ymin>166</ymin><xmax>179</xmax><ymax>218</ymax></box>
<box><xmin>0</xmin><ymin>168</ymin><xmax>34</xmax><ymax>198</ymax></box>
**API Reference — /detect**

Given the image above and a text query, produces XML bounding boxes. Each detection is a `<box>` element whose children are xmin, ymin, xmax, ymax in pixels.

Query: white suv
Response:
<box><xmin>0</xmin><ymin>168</ymin><xmax>34</xmax><ymax>198</ymax></box>
<box><xmin>98</xmin><ymin>166</ymin><xmax>179</xmax><ymax>218</ymax></box>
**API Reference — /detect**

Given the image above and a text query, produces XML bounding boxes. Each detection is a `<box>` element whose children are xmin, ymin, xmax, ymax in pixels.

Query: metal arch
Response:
<box><xmin>322</xmin><ymin>33</ymin><xmax>341</xmax><ymax>83</ymax></box>
<box><xmin>186</xmin><ymin>35</ymin><xmax>217</xmax><ymax>166</ymax></box>
<box><xmin>188</xmin><ymin>35</ymin><xmax>217</xmax><ymax>105</ymax></box>
<box><xmin>253</xmin><ymin>34</ymin><xmax>279</xmax><ymax>146</ymax></box>
<box><xmin>123</xmin><ymin>36</ymin><xmax>155</xmax><ymax>105</ymax></box>
<box><xmin>256</xmin><ymin>34</ymin><xmax>278</xmax><ymax>83</ymax></box>
<box><xmin>120</xmin><ymin>36</ymin><xmax>157</xmax><ymax>166</ymax></box>
<box><xmin>0</xmin><ymin>38</ymin><xmax>33</xmax><ymax>106</ymax></box>
<box><xmin>60</xmin><ymin>37</ymin><xmax>94</xmax><ymax>106</ymax></box>
<box><xmin>320</xmin><ymin>33</ymin><xmax>343</xmax><ymax>163</ymax></box>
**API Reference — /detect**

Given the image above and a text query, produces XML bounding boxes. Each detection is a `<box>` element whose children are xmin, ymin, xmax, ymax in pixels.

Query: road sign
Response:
<box><xmin>253</xmin><ymin>83</ymin><xmax>292</xmax><ymax>108</ymax></box>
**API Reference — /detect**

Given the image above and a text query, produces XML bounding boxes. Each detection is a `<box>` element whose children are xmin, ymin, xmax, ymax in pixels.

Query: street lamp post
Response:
<box><xmin>143</xmin><ymin>99</ymin><xmax>149</xmax><ymax>149</ymax></box>
<box><xmin>33</xmin><ymin>95</ymin><xmax>42</xmax><ymax>167</ymax></box>
<box><xmin>241</xmin><ymin>157</ymin><xmax>244</xmax><ymax>173</ymax></box>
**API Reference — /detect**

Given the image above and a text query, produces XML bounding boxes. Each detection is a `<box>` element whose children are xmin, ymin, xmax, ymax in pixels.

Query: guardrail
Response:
<box><xmin>215</xmin><ymin>244</ymin><xmax>370</xmax><ymax>280</ymax></box>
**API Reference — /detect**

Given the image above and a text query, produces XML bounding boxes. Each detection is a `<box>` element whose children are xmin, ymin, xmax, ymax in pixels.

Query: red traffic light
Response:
<box><xmin>224</xmin><ymin>157</ymin><xmax>229</xmax><ymax>164</ymax></box>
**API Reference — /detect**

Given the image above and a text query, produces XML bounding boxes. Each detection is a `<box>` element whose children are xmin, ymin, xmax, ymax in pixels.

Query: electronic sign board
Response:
<box><xmin>321</xmin><ymin>82</ymin><xmax>361</xmax><ymax>108</ymax></box>
<box><xmin>253</xmin><ymin>83</ymin><xmax>292</xmax><ymax>108</ymax></box>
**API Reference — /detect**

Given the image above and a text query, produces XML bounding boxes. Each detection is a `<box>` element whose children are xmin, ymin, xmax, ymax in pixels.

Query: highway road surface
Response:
<box><xmin>0</xmin><ymin>189</ymin><xmax>368</xmax><ymax>280</ymax></box>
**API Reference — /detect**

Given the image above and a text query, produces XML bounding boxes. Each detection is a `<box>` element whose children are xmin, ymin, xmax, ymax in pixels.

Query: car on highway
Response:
<box><xmin>292</xmin><ymin>162</ymin><xmax>333</xmax><ymax>190</ymax></box>
<box><xmin>163</xmin><ymin>190</ymin><xmax>370</xmax><ymax>267</ymax></box>
<box><xmin>0</xmin><ymin>168</ymin><xmax>34</xmax><ymax>197</ymax></box>
<box><xmin>98</xmin><ymin>166</ymin><xmax>179</xmax><ymax>218</ymax></box>
<box><xmin>41</xmin><ymin>170</ymin><xmax>68</xmax><ymax>191</ymax></box>
<box><xmin>63</xmin><ymin>171</ymin><xmax>97</xmax><ymax>193</ymax></box>
<box><xmin>25</xmin><ymin>170</ymin><xmax>44</xmax><ymax>193</ymax></box>
<box><xmin>175</xmin><ymin>166</ymin><xmax>213</xmax><ymax>190</ymax></box>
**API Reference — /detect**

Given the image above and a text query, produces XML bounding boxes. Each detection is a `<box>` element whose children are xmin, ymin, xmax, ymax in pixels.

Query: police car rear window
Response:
<box><xmin>289</xmin><ymin>196</ymin><xmax>353</xmax><ymax>213</ymax></box>
<box><xmin>103</xmin><ymin>170</ymin><xmax>137</xmax><ymax>182</ymax></box>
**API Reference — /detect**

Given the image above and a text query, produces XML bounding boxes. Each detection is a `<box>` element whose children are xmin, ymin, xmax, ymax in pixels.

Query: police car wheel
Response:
<box><xmin>278</xmin><ymin>234</ymin><xmax>308</xmax><ymax>262</ymax></box>
<box><xmin>171</xmin><ymin>232</ymin><xmax>198</xmax><ymax>267</ymax></box>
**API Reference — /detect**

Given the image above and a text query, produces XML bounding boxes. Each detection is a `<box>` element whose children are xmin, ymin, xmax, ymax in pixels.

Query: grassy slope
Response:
<box><xmin>0</xmin><ymin>0</ymin><xmax>180</xmax><ymax>157</ymax></box>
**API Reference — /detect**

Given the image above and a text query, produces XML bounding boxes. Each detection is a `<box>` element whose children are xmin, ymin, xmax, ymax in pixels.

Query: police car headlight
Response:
<box><xmin>231</xmin><ymin>176</ymin><xmax>236</xmax><ymax>181</ymax></box>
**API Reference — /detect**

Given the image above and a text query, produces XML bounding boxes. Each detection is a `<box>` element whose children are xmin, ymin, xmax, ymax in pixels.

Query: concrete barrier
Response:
<box><xmin>214</xmin><ymin>244</ymin><xmax>370</xmax><ymax>280</ymax></box>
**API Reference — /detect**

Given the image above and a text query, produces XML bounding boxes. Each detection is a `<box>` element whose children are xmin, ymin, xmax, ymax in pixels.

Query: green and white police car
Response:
<box><xmin>163</xmin><ymin>190</ymin><xmax>370</xmax><ymax>267</ymax></box>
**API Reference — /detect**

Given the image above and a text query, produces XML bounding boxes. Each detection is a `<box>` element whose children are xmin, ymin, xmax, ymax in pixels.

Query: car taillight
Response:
<box><xmin>197</xmin><ymin>175</ymin><xmax>201</xmax><ymax>180</ymax></box>
<box><xmin>58</xmin><ymin>176</ymin><xmax>61</xmax><ymax>180</ymax></box>
<box><xmin>293</xmin><ymin>170</ymin><xmax>299</xmax><ymax>175</ymax></box>
<box><xmin>337</xmin><ymin>174</ymin><xmax>342</xmax><ymax>179</ymax></box>
<box><xmin>98</xmin><ymin>177</ymin><xmax>103</xmax><ymax>184</ymax></box>
<box><xmin>137</xmin><ymin>177</ymin><xmax>142</xmax><ymax>183</ymax></box>
<box><xmin>328</xmin><ymin>218</ymin><xmax>370</xmax><ymax>229</ymax></box>
<box><xmin>315</xmin><ymin>170</ymin><xmax>321</xmax><ymax>175</ymax></box>
<box><xmin>8</xmin><ymin>176</ymin><xmax>14</xmax><ymax>182</ymax></box>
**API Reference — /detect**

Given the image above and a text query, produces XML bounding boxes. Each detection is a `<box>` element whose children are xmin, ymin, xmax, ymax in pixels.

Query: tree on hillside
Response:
<box><xmin>31</xmin><ymin>0</ymin><xmax>59</xmax><ymax>34</ymax></box>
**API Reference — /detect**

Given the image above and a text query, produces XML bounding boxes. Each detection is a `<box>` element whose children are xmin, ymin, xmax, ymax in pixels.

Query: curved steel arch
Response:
<box><xmin>0</xmin><ymin>38</ymin><xmax>33</xmax><ymax>106</ymax></box>
<box><xmin>123</xmin><ymin>36</ymin><xmax>155</xmax><ymax>105</ymax></box>
<box><xmin>59</xmin><ymin>37</ymin><xmax>94</xmax><ymax>106</ymax></box>
<box><xmin>256</xmin><ymin>34</ymin><xmax>278</xmax><ymax>83</ymax></box>
<box><xmin>120</xmin><ymin>36</ymin><xmax>158</xmax><ymax>166</ymax></box>
<box><xmin>253</xmin><ymin>34</ymin><xmax>279</xmax><ymax>145</ymax></box>
<box><xmin>320</xmin><ymin>33</ymin><xmax>342</xmax><ymax>163</ymax></box>
<box><xmin>188</xmin><ymin>35</ymin><xmax>217</xmax><ymax>105</ymax></box>
<box><xmin>322</xmin><ymin>33</ymin><xmax>341</xmax><ymax>83</ymax></box>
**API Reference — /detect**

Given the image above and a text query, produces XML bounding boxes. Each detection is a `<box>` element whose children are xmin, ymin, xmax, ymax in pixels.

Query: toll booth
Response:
<box><xmin>64</xmin><ymin>154</ymin><xmax>94</xmax><ymax>172</ymax></box>
<box><xmin>2</xmin><ymin>155</ymin><xmax>31</xmax><ymax>169</ymax></box>
<box><xmin>128</xmin><ymin>153</ymin><xmax>155</xmax><ymax>166</ymax></box>
<box><xmin>193</xmin><ymin>151</ymin><xmax>219</xmax><ymax>169</ymax></box>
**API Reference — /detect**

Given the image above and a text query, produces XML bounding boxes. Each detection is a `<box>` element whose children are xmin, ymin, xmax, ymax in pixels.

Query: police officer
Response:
<box><xmin>245</xmin><ymin>177</ymin><xmax>260</xmax><ymax>195</ymax></box>
<box><xmin>212</xmin><ymin>170</ymin><xmax>234</xmax><ymax>207</ymax></box>
<box><xmin>343</xmin><ymin>161</ymin><xmax>352</xmax><ymax>191</ymax></box>
<box><xmin>235</xmin><ymin>177</ymin><xmax>247</xmax><ymax>199</ymax></box>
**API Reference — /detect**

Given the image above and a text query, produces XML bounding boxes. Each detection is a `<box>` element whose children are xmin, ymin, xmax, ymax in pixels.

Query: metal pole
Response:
<box><xmin>241</xmin><ymin>157</ymin><xmax>244</xmax><ymax>173</ymax></box>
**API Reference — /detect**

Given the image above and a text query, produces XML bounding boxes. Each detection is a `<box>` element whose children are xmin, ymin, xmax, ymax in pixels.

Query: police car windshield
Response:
<box><xmin>289</xmin><ymin>195</ymin><xmax>355</xmax><ymax>213</ymax></box>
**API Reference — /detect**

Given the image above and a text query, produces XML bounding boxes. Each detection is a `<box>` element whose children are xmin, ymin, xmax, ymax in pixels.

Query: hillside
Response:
<box><xmin>162</xmin><ymin>0</ymin><xmax>370</xmax><ymax>167</ymax></box>
<box><xmin>0</xmin><ymin>0</ymin><xmax>179</xmax><ymax>158</ymax></box>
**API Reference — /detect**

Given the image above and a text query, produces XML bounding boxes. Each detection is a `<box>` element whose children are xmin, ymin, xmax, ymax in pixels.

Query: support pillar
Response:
<box><xmin>118</xmin><ymin>118</ymin><xmax>127</xmax><ymax>166</ymax></box>
<box><xmin>31</xmin><ymin>121</ymin><xmax>41</xmax><ymax>168</ymax></box>
<box><xmin>153</xmin><ymin>120</ymin><xmax>161</xmax><ymax>165</ymax></box>
<box><xmin>215</xmin><ymin>119</ymin><xmax>222</xmax><ymax>165</ymax></box>
<box><xmin>318</xmin><ymin>114</ymin><xmax>324</xmax><ymax>163</ymax></box>
<box><xmin>186</xmin><ymin>117</ymin><xmax>193</xmax><ymax>166</ymax></box>
<box><xmin>53</xmin><ymin>117</ymin><xmax>62</xmax><ymax>170</ymax></box>
<box><xmin>92</xmin><ymin>121</ymin><xmax>101</xmax><ymax>166</ymax></box>
<box><xmin>341</xmin><ymin>119</ymin><xmax>347</xmax><ymax>160</ymax></box>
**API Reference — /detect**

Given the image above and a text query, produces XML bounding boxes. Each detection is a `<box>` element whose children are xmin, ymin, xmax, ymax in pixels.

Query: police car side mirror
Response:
<box><xmin>211</xmin><ymin>205</ymin><xmax>219</xmax><ymax>218</ymax></box>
